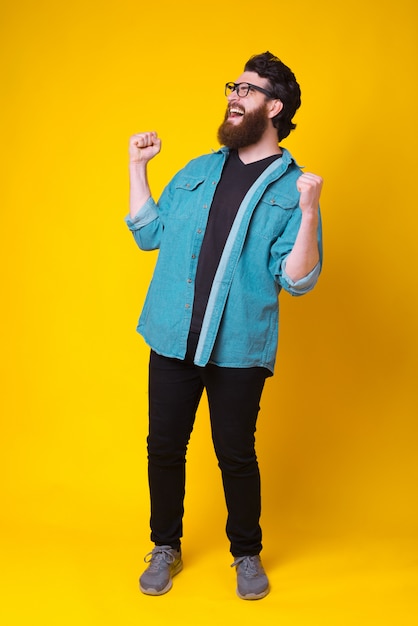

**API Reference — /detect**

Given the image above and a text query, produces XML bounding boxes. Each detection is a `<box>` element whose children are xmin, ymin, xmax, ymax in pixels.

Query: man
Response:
<box><xmin>126</xmin><ymin>51</ymin><xmax>323</xmax><ymax>600</ymax></box>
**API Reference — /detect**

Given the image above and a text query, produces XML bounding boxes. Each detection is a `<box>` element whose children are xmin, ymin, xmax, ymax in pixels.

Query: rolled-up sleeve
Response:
<box><xmin>125</xmin><ymin>197</ymin><xmax>161</xmax><ymax>250</ymax></box>
<box><xmin>125</xmin><ymin>197</ymin><xmax>159</xmax><ymax>230</ymax></box>
<box><xmin>281</xmin><ymin>259</ymin><xmax>321</xmax><ymax>295</ymax></box>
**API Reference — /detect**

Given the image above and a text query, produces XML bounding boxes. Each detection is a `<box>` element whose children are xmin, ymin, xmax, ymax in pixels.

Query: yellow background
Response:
<box><xmin>1</xmin><ymin>0</ymin><xmax>417</xmax><ymax>624</ymax></box>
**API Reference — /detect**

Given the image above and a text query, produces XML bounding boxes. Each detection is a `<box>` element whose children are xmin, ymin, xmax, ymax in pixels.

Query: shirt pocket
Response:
<box><xmin>171</xmin><ymin>175</ymin><xmax>206</xmax><ymax>219</ymax></box>
<box><xmin>252</xmin><ymin>192</ymin><xmax>299</xmax><ymax>239</ymax></box>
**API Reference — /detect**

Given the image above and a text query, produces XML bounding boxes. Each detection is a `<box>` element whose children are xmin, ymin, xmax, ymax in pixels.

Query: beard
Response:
<box><xmin>217</xmin><ymin>101</ymin><xmax>269</xmax><ymax>150</ymax></box>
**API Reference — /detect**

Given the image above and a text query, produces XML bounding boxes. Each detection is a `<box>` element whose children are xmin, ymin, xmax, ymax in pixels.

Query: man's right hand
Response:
<box><xmin>129</xmin><ymin>132</ymin><xmax>161</xmax><ymax>164</ymax></box>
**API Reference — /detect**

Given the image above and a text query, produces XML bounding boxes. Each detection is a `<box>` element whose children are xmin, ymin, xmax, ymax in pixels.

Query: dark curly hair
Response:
<box><xmin>244</xmin><ymin>51</ymin><xmax>301</xmax><ymax>141</ymax></box>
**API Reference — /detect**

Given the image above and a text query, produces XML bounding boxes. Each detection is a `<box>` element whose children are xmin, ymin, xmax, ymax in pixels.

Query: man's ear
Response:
<box><xmin>267</xmin><ymin>99</ymin><xmax>283</xmax><ymax>118</ymax></box>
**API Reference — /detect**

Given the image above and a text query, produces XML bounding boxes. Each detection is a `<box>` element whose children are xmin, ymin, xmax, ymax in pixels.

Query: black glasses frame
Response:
<box><xmin>224</xmin><ymin>81</ymin><xmax>275</xmax><ymax>99</ymax></box>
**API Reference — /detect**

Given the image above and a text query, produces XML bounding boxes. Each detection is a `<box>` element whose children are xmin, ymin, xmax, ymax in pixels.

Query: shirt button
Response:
<box><xmin>187</xmin><ymin>278</ymin><xmax>192</xmax><ymax>283</ymax></box>
<box><xmin>197</xmin><ymin>229</ymin><xmax>202</xmax><ymax>234</ymax></box>
<box><xmin>212</xmin><ymin>181</ymin><xmax>216</xmax><ymax>185</ymax></box>
<box><xmin>191</xmin><ymin>254</ymin><xmax>196</xmax><ymax>259</ymax></box>
<box><xmin>203</xmin><ymin>204</ymin><xmax>208</xmax><ymax>209</ymax></box>
<box><xmin>185</xmin><ymin>303</ymin><xmax>190</xmax><ymax>309</ymax></box>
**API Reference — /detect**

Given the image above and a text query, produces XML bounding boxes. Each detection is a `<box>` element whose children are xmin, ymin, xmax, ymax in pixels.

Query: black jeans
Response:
<box><xmin>147</xmin><ymin>333</ymin><xmax>270</xmax><ymax>557</ymax></box>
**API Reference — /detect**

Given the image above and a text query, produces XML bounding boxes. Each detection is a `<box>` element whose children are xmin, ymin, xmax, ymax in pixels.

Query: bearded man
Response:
<box><xmin>125</xmin><ymin>51</ymin><xmax>323</xmax><ymax>600</ymax></box>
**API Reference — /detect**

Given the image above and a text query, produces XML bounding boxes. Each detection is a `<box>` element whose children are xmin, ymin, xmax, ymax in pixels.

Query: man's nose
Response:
<box><xmin>227</xmin><ymin>89</ymin><xmax>240</xmax><ymax>102</ymax></box>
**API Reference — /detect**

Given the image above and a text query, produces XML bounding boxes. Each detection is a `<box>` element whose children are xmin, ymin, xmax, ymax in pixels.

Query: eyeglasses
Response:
<box><xmin>224</xmin><ymin>81</ymin><xmax>275</xmax><ymax>99</ymax></box>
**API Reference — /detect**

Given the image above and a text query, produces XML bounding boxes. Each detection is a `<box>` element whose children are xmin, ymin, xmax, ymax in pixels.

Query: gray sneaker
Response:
<box><xmin>139</xmin><ymin>545</ymin><xmax>183</xmax><ymax>595</ymax></box>
<box><xmin>231</xmin><ymin>555</ymin><xmax>270</xmax><ymax>600</ymax></box>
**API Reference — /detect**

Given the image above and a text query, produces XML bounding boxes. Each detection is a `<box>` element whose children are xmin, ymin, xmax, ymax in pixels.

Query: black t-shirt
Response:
<box><xmin>190</xmin><ymin>150</ymin><xmax>282</xmax><ymax>334</ymax></box>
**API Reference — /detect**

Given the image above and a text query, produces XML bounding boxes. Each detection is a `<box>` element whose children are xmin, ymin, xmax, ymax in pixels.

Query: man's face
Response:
<box><xmin>217</xmin><ymin>71</ymin><xmax>272</xmax><ymax>150</ymax></box>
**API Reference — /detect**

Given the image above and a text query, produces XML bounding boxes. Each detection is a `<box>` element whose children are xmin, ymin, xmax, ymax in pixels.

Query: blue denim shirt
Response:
<box><xmin>126</xmin><ymin>147</ymin><xmax>322</xmax><ymax>372</ymax></box>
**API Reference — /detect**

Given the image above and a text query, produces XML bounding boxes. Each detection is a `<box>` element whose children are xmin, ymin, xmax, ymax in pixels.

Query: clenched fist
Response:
<box><xmin>296</xmin><ymin>172</ymin><xmax>323</xmax><ymax>213</ymax></box>
<box><xmin>129</xmin><ymin>132</ymin><xmax>162</xmax><ymax>164</ymax></box>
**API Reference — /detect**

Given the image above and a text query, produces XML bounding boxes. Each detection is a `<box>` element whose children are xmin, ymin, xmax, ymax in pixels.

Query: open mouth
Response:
<box><xmin>228</xmin><ymin>106</ymin><xmax>245</xmax><ymax>119</ymax></box>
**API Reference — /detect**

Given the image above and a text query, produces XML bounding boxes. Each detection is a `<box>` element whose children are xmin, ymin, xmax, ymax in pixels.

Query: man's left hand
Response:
<box><xmin>296</xmin><ymin>173</ymin><xmax>323</xmax><ymax>212</ymax></box>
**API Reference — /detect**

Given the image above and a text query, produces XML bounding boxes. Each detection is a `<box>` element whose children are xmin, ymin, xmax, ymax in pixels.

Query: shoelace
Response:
<box><xmin>144</xmin><ymin>547</ymin><xmax>176</xmax><ymax>572</ymax></box>
<box><xmin>230</xmin><ymin>556</ymin><xmax>260</xmax><ymax>577</ymax></box>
